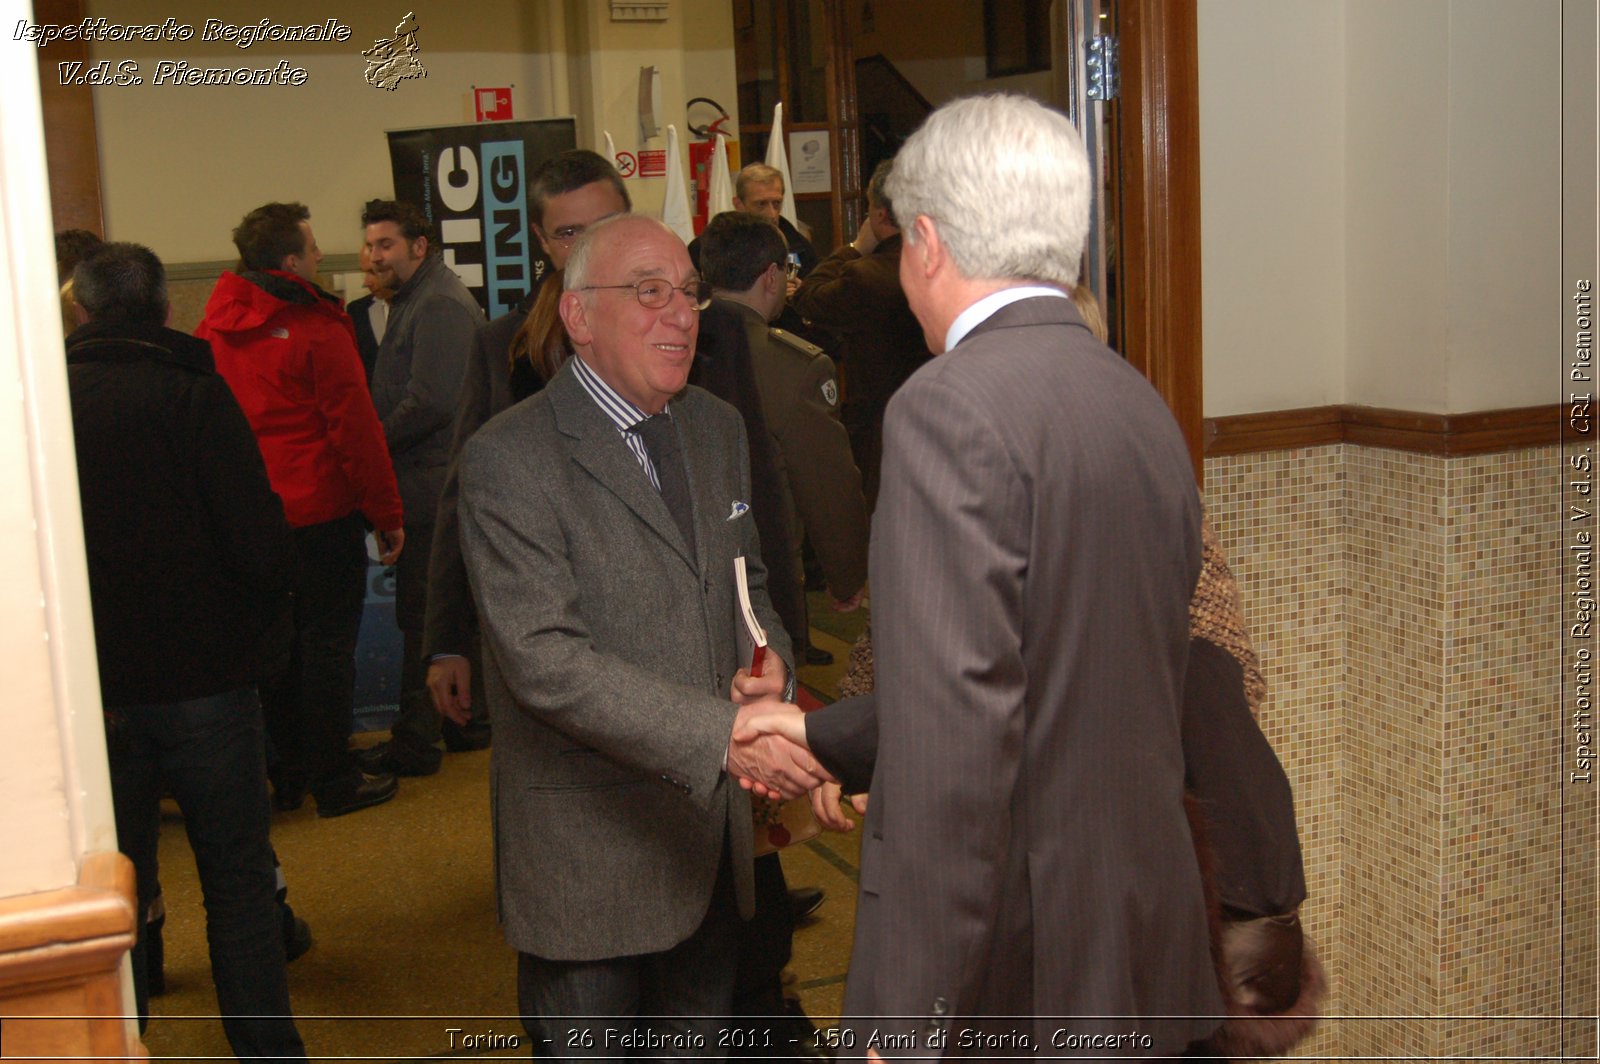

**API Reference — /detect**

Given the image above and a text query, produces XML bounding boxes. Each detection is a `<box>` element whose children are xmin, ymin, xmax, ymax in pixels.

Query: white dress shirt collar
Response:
<box><xmin>944</xmin><ymin>285</ymin><xmax>1069</xmax><ymax>353</ymax></box>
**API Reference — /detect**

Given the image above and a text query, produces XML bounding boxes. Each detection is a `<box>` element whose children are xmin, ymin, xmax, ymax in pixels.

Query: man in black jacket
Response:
<box><xmin>66</xmin><ymin>243</ymin><xmax>307</xmax><ymax>1061</ymax></box>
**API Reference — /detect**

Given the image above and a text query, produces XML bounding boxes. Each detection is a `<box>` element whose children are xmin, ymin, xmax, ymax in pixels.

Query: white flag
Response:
<box><xmin>764</xmin><ymin>102</ymin><xmax>798</xmax><ymax>226</ymax></box>
<box><xmin>660</xmin><ymin>124</ymin><xmax>695</xmax><ymax>243</ymax></box>
<box><xmin>707</xmin><ymin>134</ymin><xmax>734</xmax><ymax>219</ymax></box>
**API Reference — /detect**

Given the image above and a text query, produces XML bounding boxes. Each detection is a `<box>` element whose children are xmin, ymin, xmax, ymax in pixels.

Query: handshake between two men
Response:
<box><xmin>725</xmin><ymin>664</ymin><xmax>865</xmax><ymax>834</ymax></box>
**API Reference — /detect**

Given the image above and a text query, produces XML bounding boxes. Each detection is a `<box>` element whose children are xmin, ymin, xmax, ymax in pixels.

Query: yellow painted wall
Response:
<box><xmin>81</xmin><ymin>0</ymin><xmax>737</xmax><ymax>263</ymax></box>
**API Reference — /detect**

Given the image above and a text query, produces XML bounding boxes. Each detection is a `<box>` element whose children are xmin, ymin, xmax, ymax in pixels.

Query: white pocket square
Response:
<box><xmin>726</xmin><ymin>501</ymin><xmax>750</xmax><ymax>521</ymax></box>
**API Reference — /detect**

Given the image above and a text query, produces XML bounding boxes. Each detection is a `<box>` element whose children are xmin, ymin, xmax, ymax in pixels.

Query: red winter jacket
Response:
<box><xmin>197</xmin><ymin>270</ymin><xmax>403</xmax><ymax>532</ymax></box>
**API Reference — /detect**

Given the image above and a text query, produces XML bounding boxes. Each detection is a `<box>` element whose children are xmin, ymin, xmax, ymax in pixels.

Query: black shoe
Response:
<box><xmin>279</xmin><ymin>902</ymin><xmax>313</xmax><ymax>962</ymax></box>
<box><xmin>787</xmin><ymin>886</ymin><xmax>825</xmax><ymax>922</ymax></box>
<box><xmin>355</xmin><ymin>739</ymin><xmax>441</xmax><ymax>777</ymax></box>
<box><xmin>314</xmin><ymin>772</ymin><xmax>398</xmax><ymax>818</ymax></box>
<box><xmin>442</xmin><ymin>723</ymin><xmax>491</xmax><ymax>753</ymax></box>
<box><xmin>803</xmin><ymin>645</ymin><xmax>834</xmax><ymax>666</ymax></box>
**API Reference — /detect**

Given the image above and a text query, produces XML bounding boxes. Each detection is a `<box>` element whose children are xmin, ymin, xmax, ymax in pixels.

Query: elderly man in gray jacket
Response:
<box><xmin>360</xmin><ymin>198</ymin><xmax>486</xmax><ymax>777</ymax></box>
<box><xmin>458</xmin><ymin>214</ymin><xmax>830</xmax><ymax>1057</ymax></box>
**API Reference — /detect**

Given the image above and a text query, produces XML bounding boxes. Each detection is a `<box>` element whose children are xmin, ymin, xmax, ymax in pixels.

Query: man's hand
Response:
<box><xmin>426</xmin><ymin>655</ymin><xmax>472</xmax><ymax>725</ymax></box>
<box><xmin>809</xmin><ymin>780</ymin><xmax>859</xmax><ymax>833</ymax></box>
<box><xmin>731</xmin><ymin>700</ymin><xmax>814</xmax><ymax>800</ymax></box>
<box><xmin>830</xmin><ymin>588</ymin><xmax>865</xmax><ymax>612</ymax></box>
<box><xmin>850</xmin><ymin>218</ymin><xmax>880</xmax><ymax>256</ymax></box>
<box><xmin>732</xmin><ymin>700</ymin><xmax>807</xmax><ymax>746</ymax></box>
<box><xmin>376</xmin><ymin>527</ymin><xmax>405</xmax><ymax>565</ymax></box>
<box><xmin>730</xmin><ymin>655</ymin><xmax>787</xmax><ymax>706</ymax></box>
<box><xmin>727</xmin><ymin>700</ymin><xmax>833</xmax><ymax>800</ymax></box>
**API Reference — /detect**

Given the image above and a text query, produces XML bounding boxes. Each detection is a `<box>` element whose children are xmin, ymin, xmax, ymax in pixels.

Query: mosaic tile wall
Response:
<box><xmin>1435</xmin><ymin>446</ymin><xmax>1581</xmax><ymax>1057</ymax></box>
<box><xmin>1342</xmin><ymin>446</ymin><xmax>1446</xmax><ymax>1057</ymax></box>
<box><xmin>1203</xmin><ymin>442</ymin><xmax>1592</xmax><ymax>1059</ymax></box>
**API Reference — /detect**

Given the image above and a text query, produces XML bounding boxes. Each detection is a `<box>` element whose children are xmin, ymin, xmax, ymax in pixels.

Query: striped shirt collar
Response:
<box><xmin>570</xmin><ymin>354</ymin><xmax>666</xmax><ymax>490</ymax></box>
<box><xmin>571</xmin><ymin>354</ymin><xmax>657</xmax><ymax>432</ymax></box>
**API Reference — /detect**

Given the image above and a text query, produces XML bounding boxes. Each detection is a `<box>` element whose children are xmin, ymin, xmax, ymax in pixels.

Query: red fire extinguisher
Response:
<box><xmin>687</xmin><ymin>97</ymin><xmax>734</xmax><ymax>235</ymax></box>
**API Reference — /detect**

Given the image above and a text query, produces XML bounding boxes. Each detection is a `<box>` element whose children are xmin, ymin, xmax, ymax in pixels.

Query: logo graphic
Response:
<box><xmin>821</xmin><ymin>380</ymin><xmax>838</xmax><ymax>407</ymax></box>
<box><xmin>727</xmin><ymin>501</ymin><xmax>750</xmax><ymax>521</ymax></box>
<box><xmin>363</xmin><ymin>11</ymin><xmax>426</xmax><ymax>91</ymax></box>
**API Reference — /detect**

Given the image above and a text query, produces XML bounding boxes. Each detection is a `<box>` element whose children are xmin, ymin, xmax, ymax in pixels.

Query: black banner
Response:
<box><xmin>386</xmin><ymin>118</ymin><xmax>576</xmax><ymax>318</ymax></box>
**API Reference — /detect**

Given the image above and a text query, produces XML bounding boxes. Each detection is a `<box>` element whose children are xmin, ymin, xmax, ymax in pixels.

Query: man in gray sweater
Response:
<box><xmin>360</xmin><ymin>198</ymin><xmax>485</xmax><ymax>776</ymax></box>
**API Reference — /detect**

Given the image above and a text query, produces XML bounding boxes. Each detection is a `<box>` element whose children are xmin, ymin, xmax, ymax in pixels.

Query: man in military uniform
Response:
<box><xmin>701</xmin><ymin>211</ymin><xmax>869</xmax><ymax>625</ymax></box>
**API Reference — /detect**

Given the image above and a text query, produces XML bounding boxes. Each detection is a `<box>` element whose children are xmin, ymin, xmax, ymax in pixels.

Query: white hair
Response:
<box><xmin>885</xmin><ymin>94</ymin><xmax>1090</xmax><ymax>287</ymax></box>
<box><xmin>563</xmin><ymin>214</ymin><xmax>677</xmax><ymax>292</ymax></box>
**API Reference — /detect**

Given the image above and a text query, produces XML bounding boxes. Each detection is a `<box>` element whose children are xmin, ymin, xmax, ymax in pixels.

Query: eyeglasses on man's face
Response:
<box><xmin>579</xmin><ymin>278</ymin><xmax>713</xmax><ymax>311</ymax></box>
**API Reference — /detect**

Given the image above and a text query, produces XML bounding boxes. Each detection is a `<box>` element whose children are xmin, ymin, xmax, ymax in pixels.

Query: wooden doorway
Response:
<box><xmin>730</xmin><ymin>0</ymin><xmax>1202</xmax><ymax>480</ymax></box>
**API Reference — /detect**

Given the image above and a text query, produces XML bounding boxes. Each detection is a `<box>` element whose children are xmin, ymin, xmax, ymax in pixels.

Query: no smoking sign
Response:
<box><xmin>614</xmin><ymin>151</ymin><xmax>637</xmax><ymax>178</ymax></box>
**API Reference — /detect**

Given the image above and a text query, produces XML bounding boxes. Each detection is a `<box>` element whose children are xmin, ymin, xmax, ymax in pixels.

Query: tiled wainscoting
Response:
<box><xmin>1204</xmin><ymin>443</ymin><xmax>1595</xmax><ymax>1059</ymax></box>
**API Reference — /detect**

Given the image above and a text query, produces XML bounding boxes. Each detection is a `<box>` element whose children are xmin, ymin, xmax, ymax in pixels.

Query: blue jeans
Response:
<box><xmin>105</xmin><ymin>686</ymin><xmax>307</xmax><ymax>1062</ymax></box>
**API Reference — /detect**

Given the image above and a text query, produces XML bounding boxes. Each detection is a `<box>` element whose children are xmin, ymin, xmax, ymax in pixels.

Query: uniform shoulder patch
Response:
<box><xmin>821</xmin><ymin>378</ymin><xmax>838</xmax><ymax>407</ymax></box>
<box><xmin>769</xmin><ymin>328</ymin><xmax>824</xmax><ymax>359</ymax></box>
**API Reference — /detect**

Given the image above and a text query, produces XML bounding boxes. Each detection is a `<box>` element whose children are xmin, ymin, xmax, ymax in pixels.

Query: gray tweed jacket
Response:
<box><xmin>457</xmin><ymin>362</ymin><xmax>790</xmax><ymax>960</ymax></box>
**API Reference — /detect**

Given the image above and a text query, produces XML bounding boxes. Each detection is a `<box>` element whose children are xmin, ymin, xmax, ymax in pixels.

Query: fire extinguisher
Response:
<box><xmin>687</xmin><ymin>97</ymin><xmax>733</xmax><ymax>235</ymax></box>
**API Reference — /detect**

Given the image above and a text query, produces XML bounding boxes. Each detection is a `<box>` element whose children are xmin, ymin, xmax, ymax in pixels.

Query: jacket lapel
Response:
<box><xmin>548</xmin><ymin>367</ymin><xmax>699</xmax><ymax>572</ymax></box>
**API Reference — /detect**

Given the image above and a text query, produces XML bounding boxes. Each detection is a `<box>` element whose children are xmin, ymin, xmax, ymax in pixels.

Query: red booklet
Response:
<box><xmin>733</xmin><ymin>556</ymin><xmax>768</xmax><ymax>677</ymax></box>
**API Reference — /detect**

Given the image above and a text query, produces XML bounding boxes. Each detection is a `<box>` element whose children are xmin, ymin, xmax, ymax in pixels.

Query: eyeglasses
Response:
<box><xmin>579</xmin><ymin>278</ymin><xmax>713</xmax><ymax>311</ymax></box>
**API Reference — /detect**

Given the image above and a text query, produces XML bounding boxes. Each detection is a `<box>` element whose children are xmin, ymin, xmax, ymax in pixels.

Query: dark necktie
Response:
<box><xmin>634</xmin><ymin>413</ymin><xmax>697</xmax><ymax>559</ymax></box>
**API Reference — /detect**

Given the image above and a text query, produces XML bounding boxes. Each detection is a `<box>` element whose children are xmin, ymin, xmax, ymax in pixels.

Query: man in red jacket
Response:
<box><xmin>197</xmin><ymin>202</ymin><xmax>406</xmax><ymax>818</ymax></box>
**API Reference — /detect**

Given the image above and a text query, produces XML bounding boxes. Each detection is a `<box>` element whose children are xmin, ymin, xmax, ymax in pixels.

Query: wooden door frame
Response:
<box><xmin>1113</xmin><ymin>0</ymin><xmax>1204</xmax><ymax>482</ymax></box>
<box><xmin>822</xmin><ymin>0</ymin><xmax>862</xmax><ymax>239</ymax></box>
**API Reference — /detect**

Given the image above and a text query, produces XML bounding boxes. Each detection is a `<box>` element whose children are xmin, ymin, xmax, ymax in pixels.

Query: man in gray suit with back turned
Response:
<box><xmin>743</xmin><ymin>93</ymin><xmax>1223</xmax><ymax>1057</ymax></box>
<box><xmin>457</xmin><ymin>214</ymin><xmax>831</xmax><ymax>1057</ymax></box>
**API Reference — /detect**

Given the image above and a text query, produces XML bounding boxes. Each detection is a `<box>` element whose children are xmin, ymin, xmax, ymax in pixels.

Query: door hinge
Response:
<box><xmin>1087</xmin><ymin>35</ymin><xmax>1119</xmax><ymax>101</ymax></box>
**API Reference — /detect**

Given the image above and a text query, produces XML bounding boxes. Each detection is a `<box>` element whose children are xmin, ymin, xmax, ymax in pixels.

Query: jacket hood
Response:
<box><xmin>67</xmin><ymin>320</ymin><xmax>217</xmax><ymax>373</ymax></box>
<box><xmin>200</xmin><ymin>269</ymin><xmax>345</xmax><ymax>335</ymax></box>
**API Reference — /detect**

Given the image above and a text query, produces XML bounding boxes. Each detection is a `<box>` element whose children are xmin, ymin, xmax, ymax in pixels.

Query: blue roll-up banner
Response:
<box><xmin>385</xmin><ymin>117</ymin><xmax>576</xmax><ymax>318</ymax></box>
